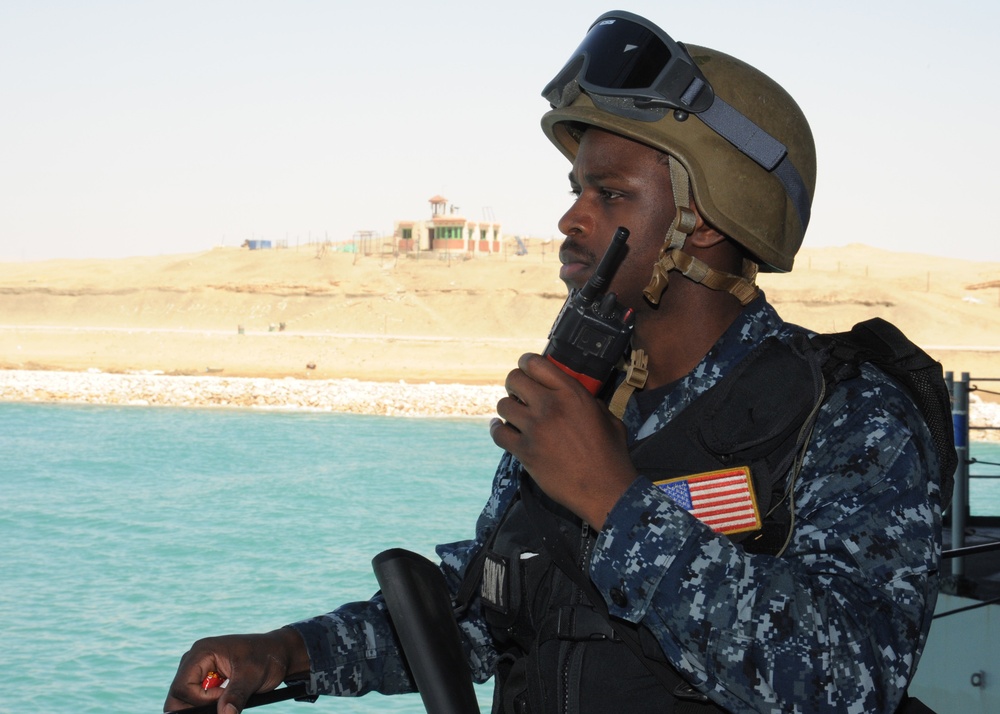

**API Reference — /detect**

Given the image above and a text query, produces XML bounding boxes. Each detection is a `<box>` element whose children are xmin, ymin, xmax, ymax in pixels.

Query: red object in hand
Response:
<box><xmin>201</xmin><ymin>671</ymin><xmax>224</xmax><ymax>691</ymax></box>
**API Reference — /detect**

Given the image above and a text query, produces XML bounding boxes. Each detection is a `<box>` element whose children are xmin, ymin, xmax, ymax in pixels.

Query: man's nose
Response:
<box><xmin>557</xmin><ymin>196</ymin><xmax>593</xmax><ymax>238</ymax></box>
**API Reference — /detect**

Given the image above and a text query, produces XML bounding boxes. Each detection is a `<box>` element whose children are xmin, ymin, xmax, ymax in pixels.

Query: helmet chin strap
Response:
<box><xmin>611</xmin><ymin>158</ymin><xmax>760</xmax><ymax>418</ymax></box>
<box><xmin>643</xmin><ymin>157</ymin><xmax>760</xmax><ymax>307</ymax></box>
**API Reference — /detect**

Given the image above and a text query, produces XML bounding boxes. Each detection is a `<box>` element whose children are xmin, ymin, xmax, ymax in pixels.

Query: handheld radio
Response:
<box><xmin>543</xmin><ymin>227</ymin><xmax>634</xmax><ymax>395</ymax></box>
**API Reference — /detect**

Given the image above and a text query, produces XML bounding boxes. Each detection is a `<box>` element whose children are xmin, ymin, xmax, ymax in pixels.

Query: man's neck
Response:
<box><xmin>631</xmin><ymin>286</ymin><xmax>746</xmax><ymax>390</ymax></box>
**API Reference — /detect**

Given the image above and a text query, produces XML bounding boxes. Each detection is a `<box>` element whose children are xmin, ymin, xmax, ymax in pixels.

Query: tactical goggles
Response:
<box><xmin>543</xmin><ymin>11</ymin><xmax>811</xmax><ymax>232</ymax></box>
<box><xmin>542</xmin><ymin>10</ymin><xmax>715</xmax><ymax>118</ymax></box>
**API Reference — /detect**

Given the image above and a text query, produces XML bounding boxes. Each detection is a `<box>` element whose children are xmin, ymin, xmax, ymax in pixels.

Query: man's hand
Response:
<box><xmin>490</xmin><ymin>353</ymin><xmax>638</xmax><ymax>529</ymax></box>
<box><xmin>163</xmin><ymin>627</ymin><xmax>308</xmax><ymax>714</ymax></box>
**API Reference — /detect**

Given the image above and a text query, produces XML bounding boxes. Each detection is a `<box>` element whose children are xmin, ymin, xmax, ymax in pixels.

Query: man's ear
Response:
<box><xmin>684</xmin><ymin>211</ymin><xmax>727</xmax><ymax>249</ymax></box>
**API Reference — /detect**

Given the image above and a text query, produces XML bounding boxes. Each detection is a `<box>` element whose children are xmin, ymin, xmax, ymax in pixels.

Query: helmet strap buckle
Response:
<box><xmin>644</xmin><ymin>245</ymin><xmax>759</xmax><ymax>306</ymax></box>
<box><xmin>643</xmin><ymin>156</ymin><xmax>759</xmax><ymax>306</ymax></box>
<box><xmin>643</xmin><ymin>157</ymin><xmax>696</xmax><ymax>304</ymax></box>
<box><xmin>609</xmin><ymin>348</ymin><xmax>649</xmax><ymax>420</ymax></box>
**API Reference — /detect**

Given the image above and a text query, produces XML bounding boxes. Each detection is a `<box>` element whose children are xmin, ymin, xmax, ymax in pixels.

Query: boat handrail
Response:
<box><xmin>945</xmin><ymin>372</ymin><xmax>999</xmax><ymax>581</ymax></box>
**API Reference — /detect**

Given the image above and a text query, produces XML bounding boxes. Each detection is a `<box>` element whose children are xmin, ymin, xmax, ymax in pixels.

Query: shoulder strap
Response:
<box><xmin>453</xmin><ymin>486</ymin><xmax>525</xmax><ymax>617</ymax></box>
<box><xmin>628</xmin><ymin>335</ymin><xmax>826</xmax><ymax>555</ymax></box>
<box><xmin>810</xmin><ymin>318</ymin><xmax>957</xmax><ymax>506</ymax></box>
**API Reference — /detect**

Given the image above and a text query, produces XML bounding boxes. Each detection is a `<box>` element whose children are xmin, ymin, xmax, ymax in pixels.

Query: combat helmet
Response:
<box><xmin>541</xmin><ymin>11</ymin><xmax>816</xmax><ymax>305</ymax></box>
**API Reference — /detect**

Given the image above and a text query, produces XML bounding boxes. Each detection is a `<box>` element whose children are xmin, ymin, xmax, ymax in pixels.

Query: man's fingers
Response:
<box><xmin>518</xmin><ymin>353</ymin><xmax>559</xmax><ymax>386</ymax></box>
<box><xmin>504</xmin><ymin>361</ymin><xmax>539</xmax><ymax>406</ymax></box>
<box><xmin>520</xmin><ymin>352</ymin><xmax>592</xmax><ymax>393</ymax></box>
<box><xmin>163</xmin><ymin>689</ymin><xmax>223</xmax><ymax>714</ymax></box>
<box><xmin>218</xmin><ymin>684</ymin><xmax>254</xmax><ymax>714</ymax></box>
<box><xmin>505</xmin><ymin>353</ymin><xmax>577</xmax><ymax>406</ymax></box>
<box><xmin>489</xmin><ymin>417</ymin><xmax>511</xmax><ymax>447</ymax></box>
<box><xmin>496</xmin><ymin>387</ymin><xmax>525</xmax><ymax>419</ymax></box>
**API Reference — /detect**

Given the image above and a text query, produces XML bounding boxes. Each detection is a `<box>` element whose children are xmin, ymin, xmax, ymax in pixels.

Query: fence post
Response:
<box><xmin>950</xmin><ymin>372</ymin><xmax>970</xmax><ymax>579</ymax></box>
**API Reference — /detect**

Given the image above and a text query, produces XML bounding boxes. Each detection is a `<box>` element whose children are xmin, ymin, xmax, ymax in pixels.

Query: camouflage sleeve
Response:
<box><xmin>591</xmin><ymin>366</ymin><xmax>942</xmax><ymax>714</ymax></box>
<box><xmin>286</xmin><ymin>596</ymin><xmax>415</xmax><ymax>697</ymax></box>
<box><xmin>286</xmin><ymin>452</ymin><xmax>520</xmax><ymax>696</ymax></box>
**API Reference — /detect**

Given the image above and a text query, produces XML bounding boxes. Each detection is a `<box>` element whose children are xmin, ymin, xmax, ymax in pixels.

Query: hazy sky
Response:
<box><xmin>2</xmin><ymin>1</ymin><xmax>998</xmax><ymax>263</ymax></box>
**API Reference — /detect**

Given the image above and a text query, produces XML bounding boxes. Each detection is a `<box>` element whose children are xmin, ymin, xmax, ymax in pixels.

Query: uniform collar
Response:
<box><xmin>626</xmin><ymin>293</ymin><xmax>787</xmax><ymax>441</ymax></box>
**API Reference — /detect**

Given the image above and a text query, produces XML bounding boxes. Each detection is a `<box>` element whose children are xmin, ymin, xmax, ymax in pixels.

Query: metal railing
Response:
<box><xmin>945</xmin><ymin>372</ymin><xmax>1000</xmax><ymax>581</ymax></box>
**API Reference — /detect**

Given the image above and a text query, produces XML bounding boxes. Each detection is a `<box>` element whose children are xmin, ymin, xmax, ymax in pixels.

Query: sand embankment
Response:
<box><xmin>1</xmin><ymin>242</ymin><xmax>999</xmax><ymax>424</ymax></box>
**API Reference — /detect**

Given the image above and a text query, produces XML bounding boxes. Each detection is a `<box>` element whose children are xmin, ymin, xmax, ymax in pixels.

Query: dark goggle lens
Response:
<box><xmin>578</xmin><ymin>18</ymin><xmax>672</xmax><ymax>90</ymax></box>
<box><xmin>544</xmin><ymin>13</ymin><xmax>713</xmax><ymax>115</ymax></box>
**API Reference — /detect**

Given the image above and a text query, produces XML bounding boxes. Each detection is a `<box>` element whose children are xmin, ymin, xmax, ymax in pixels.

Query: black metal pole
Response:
<box><xmin>165</xmin><ymin>681</ymin><xmax>313</xmax><ymax>714</ymax></box>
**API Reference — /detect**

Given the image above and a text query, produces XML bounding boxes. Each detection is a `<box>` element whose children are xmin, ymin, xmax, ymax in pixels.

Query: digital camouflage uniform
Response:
<box><xmin>288</xmin><ymin>295</ymin><xmax>942</xmax><ymax>714</ymax></box>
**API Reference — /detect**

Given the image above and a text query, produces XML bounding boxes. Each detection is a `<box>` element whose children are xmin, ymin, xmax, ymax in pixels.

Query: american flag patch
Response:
<box><xmin>653</xmin><ymin>467</ymin><xmax>761</xmax><ymax>535</ymax></box>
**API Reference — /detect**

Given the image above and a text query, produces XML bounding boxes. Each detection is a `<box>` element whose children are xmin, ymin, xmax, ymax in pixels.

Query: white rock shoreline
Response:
<box><xmin>1</xmin><ymin>369</ymin><xmax>999</xmax><ymax>439</ymax></box>
<box><xmin>0</xmin><ymin>369</ymin><xmax>506</xmax><ymax>418</ymax></box>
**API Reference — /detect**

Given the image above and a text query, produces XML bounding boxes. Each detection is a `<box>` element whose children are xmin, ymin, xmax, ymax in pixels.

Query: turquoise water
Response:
<box><xmin>2</xmin><ymin>403</ymin><xmax>998</xmax><ymax>714</ymax></box>
<box><xmin>0</xmin><ymin>403</ymin><xmax>501</xmax><ymax>714</ymax></box>
<box><xmin>969</xmin><ymin>441</ymin><xmax>1000</xmax><ymax>516</ymax></box>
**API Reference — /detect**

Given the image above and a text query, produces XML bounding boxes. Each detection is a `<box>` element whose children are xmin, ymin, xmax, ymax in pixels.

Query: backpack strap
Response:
<box><xmin>809</xmin><ymin>318</ymin><xmax>957</xmax><ymax>507</ymax></box>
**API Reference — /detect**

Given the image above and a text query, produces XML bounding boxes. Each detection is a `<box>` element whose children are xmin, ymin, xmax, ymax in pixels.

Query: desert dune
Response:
<box><xmin>1</xmin><ymin>240</ymin><xmax>998</xmax><ymax>419</ymax></box>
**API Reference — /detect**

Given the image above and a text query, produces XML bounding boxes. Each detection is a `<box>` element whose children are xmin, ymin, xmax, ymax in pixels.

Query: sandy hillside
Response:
<box><xmin>1</xmin><ymin>241</ymin><xmax>999</xmax><ymax>394</ymax></box>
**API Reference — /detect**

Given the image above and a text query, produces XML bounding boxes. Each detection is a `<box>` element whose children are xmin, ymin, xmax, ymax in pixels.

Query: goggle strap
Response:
<box><xmin>698</xmin><ymin>97</ymin><xmax>812</xmax><ymax>234</ymax></box>
<box><xmin>700</xmin><ymin>97</ymin><xmax>786</xmax><ymax>169</ymax></box>
<box><xmin>772</xmin><ymin>157</ymin><xmax>812</xmax><ymax>236</ymax></box>
<box><xmin>680</xmin><ymin>77</ymin><xmax>708</xmax><ymax>107</ymax></box>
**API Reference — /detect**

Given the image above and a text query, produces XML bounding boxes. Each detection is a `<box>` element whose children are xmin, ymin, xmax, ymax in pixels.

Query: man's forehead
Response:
<box><xmin>575</xmin><ymin>124</ymin><xmax>669</xmax><ymax>159</ymax></box>
<box><xmin>567</xmin><ymin>131</ymin><xmax>671</xmax><ymax>182</ymax></box>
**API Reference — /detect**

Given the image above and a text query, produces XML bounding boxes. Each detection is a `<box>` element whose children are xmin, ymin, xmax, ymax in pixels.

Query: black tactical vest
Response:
<box><xmin>469</xmin><ymin>321</ymin><xmax>954</xmax><ymax>714</ymax></box>
<box><xmin>479</xmin><ymin>335</ymin><xmax>826</xmax><ymax>713</ymax></box>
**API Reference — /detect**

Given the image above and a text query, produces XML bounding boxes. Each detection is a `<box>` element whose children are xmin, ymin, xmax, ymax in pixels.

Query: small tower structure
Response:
<box><xmin>394</xmin><ymin>195</ymin><xmax>502</xmax><ymax>255</ymax></box>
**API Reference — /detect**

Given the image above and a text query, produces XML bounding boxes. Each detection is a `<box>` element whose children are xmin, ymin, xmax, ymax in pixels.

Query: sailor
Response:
<box><xmin>165</xmin><ymin>11</ymin><xmax>947</xmax><ymax>714</ymax></box>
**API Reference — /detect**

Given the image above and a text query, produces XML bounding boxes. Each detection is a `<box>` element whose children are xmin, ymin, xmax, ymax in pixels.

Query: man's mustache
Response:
<box><xmin>559</xmin><ymin>237</ymin><xmax>598</xmax><ymax>265</ymax></box>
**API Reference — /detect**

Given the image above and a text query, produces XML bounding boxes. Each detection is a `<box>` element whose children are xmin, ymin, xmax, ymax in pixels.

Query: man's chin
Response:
<box><xmin>559</xmin><ymin>262</ymin><xmax>589</xmax><ymax>286</ymax></box>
